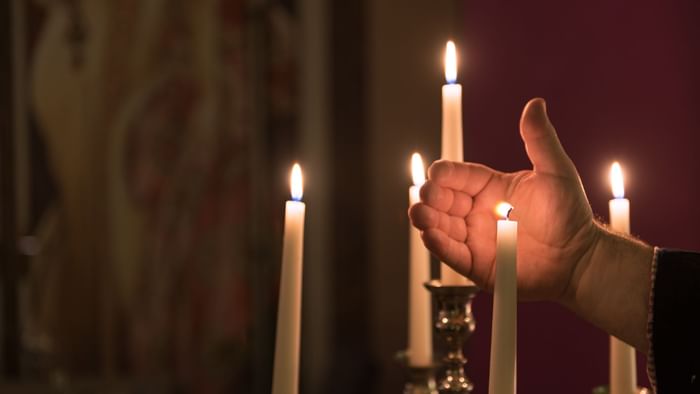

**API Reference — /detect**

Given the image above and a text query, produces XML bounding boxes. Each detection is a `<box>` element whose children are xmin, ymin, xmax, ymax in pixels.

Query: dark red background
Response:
<box><xmin>461</xmin><ymin>1</ymin><xmax>700</xmax><ymax>392</ymax></box>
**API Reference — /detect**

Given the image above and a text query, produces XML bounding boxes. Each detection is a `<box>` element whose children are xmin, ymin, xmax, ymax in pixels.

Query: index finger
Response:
<box><xmin>428</xmin><ymin>160</ymin><xmax>499</xmax><ymax>196</ymax></box>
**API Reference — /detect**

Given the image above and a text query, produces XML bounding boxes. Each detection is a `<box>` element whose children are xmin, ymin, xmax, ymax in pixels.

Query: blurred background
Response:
<box><xmin>1</xmin><ymin>0</ymin><xmax>699</xmax><ymax>393</ymax></box>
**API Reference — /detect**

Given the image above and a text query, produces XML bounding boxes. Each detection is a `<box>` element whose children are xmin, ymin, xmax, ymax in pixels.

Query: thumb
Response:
<box><xmin>519</xmin><ymin>98</ymin><xmax>576</xmax><ymax>177</ymax></box>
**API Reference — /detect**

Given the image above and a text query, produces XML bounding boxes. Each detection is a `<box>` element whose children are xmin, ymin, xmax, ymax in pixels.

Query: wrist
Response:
<box><xmin>558</xmin><ymin>220</ymin><xmax>605</xmax><ymax>309</ymax></box>
<box><xmin>562</xmin><ymin>221</ymin><xmax>654</xmax><ymax>351</ymax></box>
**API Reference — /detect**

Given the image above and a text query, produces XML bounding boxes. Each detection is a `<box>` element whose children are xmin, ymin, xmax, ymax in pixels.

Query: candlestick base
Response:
<box><xmin>591</xmin><ymin>386</ymin><xmax>651</xmax><ymax>394</ymax></box>
<box><xmin>396</xmin><ymin>351</ymin><xmax>439</xmax><ymax>394</ymax></box>
<box><xmin>424</xmin><ymin>280</ymin><xmax>479</xmax><ymax>394</ymax></box>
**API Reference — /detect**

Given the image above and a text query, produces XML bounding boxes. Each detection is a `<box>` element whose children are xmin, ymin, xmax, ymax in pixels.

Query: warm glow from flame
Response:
<box><xmin>411</xmin><ymin>153</ymin><xmax>426</xmax><ymax>187</ymax></box>
<box><xmin>290</xmin><ymin>163</ymin><xmax>303</xmax><ymax>201</ymax></box>
<box><xmin>444</xmin><ymin>41</ymin><xmax>457</xmax><ymax>84</ymax></box>
<box><xmin>610</xmin><ymin>162</ymin><xmax>624</xmax><ymax>199</ymax></box>
<box><xmin>495</xmin><ymin>202</ymin><xmax>514</xmax><ymax>220</ymax></box>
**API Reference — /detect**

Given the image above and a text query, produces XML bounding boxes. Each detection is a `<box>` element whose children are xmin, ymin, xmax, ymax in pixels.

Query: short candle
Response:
<box><xmin>608</xmin><ymin>162</ymin><xmax>636</xmax><ymax>394</ymax></box>
<box><xmin>272</xmin><ymin>163</ymin><xmax>306</xmax><ymax>394</ymax></box>
<box><xmin>407</xmin><ymin>153</ymin><xmax>433</xmax><ymax>366</ymax></box>
<box><xmin>488</xmin><ymin>202</ymin><xmax>517</xmax><ymax>394</ymax></box>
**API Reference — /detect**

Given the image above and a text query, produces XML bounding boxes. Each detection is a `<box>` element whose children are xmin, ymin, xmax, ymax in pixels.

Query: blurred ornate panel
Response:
<box><xmin>7</xmin><ymin>1</ymin><xmax>301</xmax><ymax>393</ymax></box>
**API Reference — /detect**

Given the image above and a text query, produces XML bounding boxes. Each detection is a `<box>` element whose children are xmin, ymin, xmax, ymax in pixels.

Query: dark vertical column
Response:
<box><xmin>246</xmin><ymin>1</ymin><xmax>273</xmax><ymax>392</ymax></box>
<box><xmin>0</xmin><ymin>0</ymin><xmax>20</xmax><ymax>378</ymax></box>
<box><xmin>328</xmin><ymin>0</ymin><xmax>375</xmax><ymax>392</ymax></box>
<box><xmin>365</xmin><ymin>1</ymin><xmax>464</xmax><ymax>392</ymax></box>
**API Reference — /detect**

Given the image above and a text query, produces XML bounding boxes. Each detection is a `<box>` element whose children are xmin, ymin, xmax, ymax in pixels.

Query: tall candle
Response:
<box><xmin>488</xmin><ymin>202</ymin><xmax>517</xmax><ymax>394</ymax></box>
<box><xmin>440</xmin><ymin>40</ymin><xmax>471</xmax><ymax>286</ymax></box>
<box><xmin>608</xmin><ymin>162</ymin><xmax>637</xmax><ymax>394</ymax></box>
<box><xmin>408</xmin><ymin>153</ymin><xmax>433</xmax><ymax>366</ymax></box>
<box><xmin>272</xmin><ymin>164</ymin><xmax>306</xmax><ymax>394</ymax></box>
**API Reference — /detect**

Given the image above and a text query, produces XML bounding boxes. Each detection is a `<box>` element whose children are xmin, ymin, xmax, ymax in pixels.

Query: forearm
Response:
<box><xmin>562</xmin><ymin>222</ymin><xmax>654</xmax><ymax>353</ymax></box>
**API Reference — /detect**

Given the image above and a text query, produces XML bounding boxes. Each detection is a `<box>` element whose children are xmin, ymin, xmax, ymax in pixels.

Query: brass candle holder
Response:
<box><xmin>425</xmin><ymin>280</ymin><xmax>479</xmax><ymax>394</ymax></box>
<box><xmin>396</xmin><ymin>351</ymin><xmax>439</xmax><ymax>394</ymax></box>
<box><xmin>592</xmin><ymin>386</ymin><xmax>650</xmax><ymax>394</ymax></box>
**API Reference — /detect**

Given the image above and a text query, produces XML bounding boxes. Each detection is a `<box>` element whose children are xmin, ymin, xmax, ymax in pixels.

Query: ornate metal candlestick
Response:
<box><xmin>396</xmin><ymin>351</ymin><xmax>438</xmax><ymax>394</ymax></box>
<box><xmin>592</xmin><ymin>386</ymin><xmax>650</xmax><ymax>394</ymax></box>
<box><xmin>425</xmin><ymin>280</ymin><xmax>479</xmax><ymax>394</ymax></box>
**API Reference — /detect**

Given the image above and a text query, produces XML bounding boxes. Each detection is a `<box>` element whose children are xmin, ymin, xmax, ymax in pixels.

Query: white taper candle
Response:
<box><xmin>488</xmin><ymin>202</ymin><xmax>517</xmax><ymax>394</ymax></box>
<box><xmin>608</xmin><ymin>162</ymin><xmax>637</xmax><ymax>394</ymax></box>
<box><xmin>440</xmin><ymin>40</ymin><xmax>471</xmax><ymax>286</ymax></box>
<box><xmin>408</xmin><ymin>153</ymin><xmax>433</xmax><ymax>366</ymax></box>
<box><xmin>272</xmin><ymin>164</ymin><xmax>306</xmax><ymax>394</ymax></box>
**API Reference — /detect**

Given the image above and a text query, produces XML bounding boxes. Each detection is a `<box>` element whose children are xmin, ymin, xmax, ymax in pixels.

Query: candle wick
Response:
<box><xmin>506</xmin><ymin>207</ymin><xmax>513</xmax><ymax>220</ymax></box>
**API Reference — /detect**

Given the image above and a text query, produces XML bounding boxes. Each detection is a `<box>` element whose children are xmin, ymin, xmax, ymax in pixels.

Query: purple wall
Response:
<box><xmin>461</xmin><ymin>1</ymin><xmax>700</xmax><ymax>392</ymax></box>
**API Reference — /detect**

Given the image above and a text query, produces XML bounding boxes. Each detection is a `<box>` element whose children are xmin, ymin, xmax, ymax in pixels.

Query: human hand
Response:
<box><xmin>410</xmin><ymin>98</ymin><xmax>602</xmax><ymax>302</ymax></box>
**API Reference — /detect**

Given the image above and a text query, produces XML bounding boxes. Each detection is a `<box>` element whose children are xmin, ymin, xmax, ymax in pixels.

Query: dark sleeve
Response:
<box><xmin>650</xmin><ymin>249</ymin><xmax>700</xmax><ymax>392</ymax></box>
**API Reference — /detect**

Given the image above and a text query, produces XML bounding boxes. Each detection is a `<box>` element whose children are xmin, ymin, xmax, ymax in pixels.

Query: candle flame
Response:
<box><xmin>609</xmin><ymin>162</ymin><xmax>625</xmax><ymax>199</ymax></box>
<box><xmin>411</xmin><ymin>153</ymin><xmax>426</xmax><ymax>187</ymax></box>
<box><xmin>495</xmin><ymin>202</ymin><xmax>514</xmax><ymax>220</ymax></box>
<box><xmin>290</xmin><ymin>163</ymin><xmax>303</xmax><ymax>201</ymax></box>
<box><xmin>444</xmin><ymin>41</ymin><xmax>457</xmax><ymax>84</ymax></box>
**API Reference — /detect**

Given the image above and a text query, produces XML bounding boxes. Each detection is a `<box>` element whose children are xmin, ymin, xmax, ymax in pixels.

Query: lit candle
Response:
<box><xmin>408</xmin><ymin>153</ymin><xmax>433</xmax><ymax>366</ymax></box>
<box><xmin>488</xmin><ymin>202</ymin><xmax>517</xmax><ymax>394</ymax></box>
<box><xmin>440</xmin><ymin>40</ymin><xmax>471</xmax><ymax>286</ymax></box>
<box><xmin>608</xmin><ymin>162</ymin><xmax>637</xmax><ymax>394</ymax></box>
<box><xmin>272</xmin><ymin>163</ymin><xmax>306</xmax><ymax>394</ymax></box>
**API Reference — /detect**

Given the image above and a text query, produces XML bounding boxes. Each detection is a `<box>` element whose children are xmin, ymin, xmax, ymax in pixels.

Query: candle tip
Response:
<box><xmin>609</xmin><ymin>161</ymin><xmax>624</xmax><ymax>199</ymax></box>
<box><xmin>411</xmin><ymin>153</ymin><xmax>426</xmax><ymax>186</ymax></box>
<box><xmin>495</xmin><ymin>202</ymin><xmax>514</xmax><ymax>220</ymax></box>
<box><xmin>290</xmin><ymin>163</ymin><xmax>303</xmax><ymax>201</ymax></box>
<box><xmin>444</xmin><ymin>40</ymin><xmax>457</xmax><ymax>84</ymax></box>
